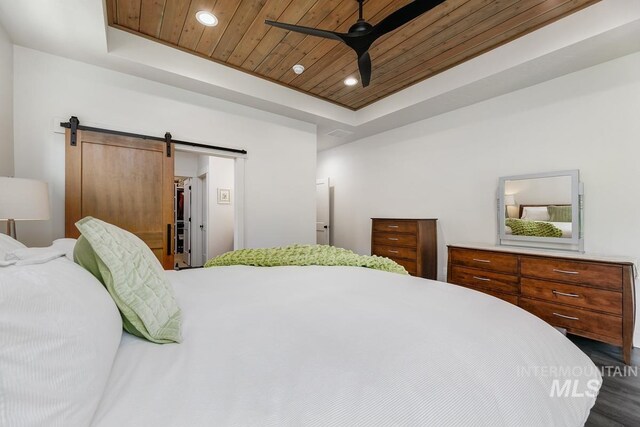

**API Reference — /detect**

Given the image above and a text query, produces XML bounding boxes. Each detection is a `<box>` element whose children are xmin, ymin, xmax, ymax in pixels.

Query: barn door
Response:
<box><xmin>65</xmin><ymin>129</ymin><xmax>175</xmax><ymax>269</ymax></box>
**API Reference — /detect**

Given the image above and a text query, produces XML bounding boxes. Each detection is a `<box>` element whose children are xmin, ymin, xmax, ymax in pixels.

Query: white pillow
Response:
<box><xmin>521</xmin><ymin>206</ymin><xmax>550</xmax><ymax>221</ymax></box>
<box><xmin>0</xmin><ymin>257</ymin><xmax>122</xmax><ymax>427</ymax></box>
<box><xmin>0</xmin><ymin>233</ymin><xmax>27</xmax><ymax>259</ymax></box>
<box><xmin>4</xmin><ymin>238</ymin><xmax>77</xmax><ymax>264</ymax></box>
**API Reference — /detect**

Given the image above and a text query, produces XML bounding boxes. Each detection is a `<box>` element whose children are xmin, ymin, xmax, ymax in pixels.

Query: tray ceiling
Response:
<box><xmin>107</xmin><ymin>0</ymin><xmax>600</xmax><ymax>110</ymax></box>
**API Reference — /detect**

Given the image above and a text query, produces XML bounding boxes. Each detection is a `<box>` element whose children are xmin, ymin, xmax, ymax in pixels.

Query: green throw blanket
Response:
<box><xmin>505</xmin><ymin>218</ymin><xmax>563</xmax><ymax>238</ymax></box>
<box><xmin>204</xmin><ymin>244</ymin><xmax>408</xmax><ymax>275</ymax></box>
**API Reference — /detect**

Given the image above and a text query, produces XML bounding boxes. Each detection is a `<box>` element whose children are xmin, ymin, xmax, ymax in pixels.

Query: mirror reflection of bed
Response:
<box><xmin>505</xmin><ymin>204</ymin><xmax>573</xmax><ymax>238</ymax></box>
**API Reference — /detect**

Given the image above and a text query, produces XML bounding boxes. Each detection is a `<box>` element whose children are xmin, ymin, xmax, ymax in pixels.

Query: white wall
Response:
<box><xmin>207</xmin><ymin>156</ymin><xmax>234</xmax><ymax>258</ymax></box>
<box><xmin>174</xmin><ymin>151</ymin><xmax>200</xmax><ymax>178</ymax></box>
<box><xmin>13</xmin><ymin>46</ymin><xmax>316</xmax><ymax>248</ymax></box>
<box><xmin>318</xmin><ymin>52</ymin><xmax>640</xmax><ymax>343</ymax></box>
<box><xmin>0</xmin><ymin>21</ymin><xmax>12</xmax><ymax>176</ymax></box>
<box><xmin>505</xmin><ymin>175</ymin><xmax>572</xmax><ymax>207</ymax></box>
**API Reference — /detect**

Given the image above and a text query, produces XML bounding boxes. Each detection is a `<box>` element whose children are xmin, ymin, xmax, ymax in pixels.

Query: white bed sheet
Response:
<box><xmin>92</xmin><ymin>266</ymin><xmax>599</xmax><ymax>427</ymax></box>
<box><xmin>506</xmin><ymin>221</ymin><xmax>573</xmax><ymax>238</ymax></box>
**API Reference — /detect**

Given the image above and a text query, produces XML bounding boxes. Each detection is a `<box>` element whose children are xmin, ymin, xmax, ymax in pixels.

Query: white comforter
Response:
<box><xmin>92</xmin><ymin>266</ymin><xmax>600</xmax><ymax>427</ymax></box>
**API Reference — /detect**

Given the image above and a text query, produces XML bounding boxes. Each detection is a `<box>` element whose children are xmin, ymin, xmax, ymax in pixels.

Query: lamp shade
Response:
<box><xmin>504</xmin><ymin>194</ymin><xmax>516</xmax><ymax>206</ymax></box>
<box><xmin>0</xmin><ymin>177</ymin><xmax>51</xmax><ymax>220</ymax></box>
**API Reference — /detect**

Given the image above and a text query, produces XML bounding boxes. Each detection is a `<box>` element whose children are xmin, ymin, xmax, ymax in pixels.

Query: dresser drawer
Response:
<box><xmin>449</xmin><ymin>265</ymin><xmax>519</xmax><ymax>295</ymax></box>
<box><xmin>520</xmin><ymin>298</ymin><xmax>622</xmax><ymax>344</ymax></box>
<box><xmin>372</xmin><ymin>232</ymin><xmax>417</xmax><ymax>248</ymax></box>
<box><xmin>521</xmin><ymin>257</ymin><xmax>622</xmax><ymax>290</ymax></box>
<box><xmin>372</xmin><ymin>245</ymin><xmax>416</xmax><ymax>260</ymax></box>
<box><xmin>521</xmin><ymin>278</ymin><xmax>622</xmax><ymax>315</ymax></box>
<box><xmin>449</xmin><ymin>248</ymin><xmax>518</xmax><ymax>274</ymax></box>
<box><xmin>372</xmin><ymin>219</ymin><xmax>417</xmax><ymax>234</ymax></box>
<box><xmin>390</xmin><ymin>257</ymin><xmax>417</xmax><ymax>276</ymax></box>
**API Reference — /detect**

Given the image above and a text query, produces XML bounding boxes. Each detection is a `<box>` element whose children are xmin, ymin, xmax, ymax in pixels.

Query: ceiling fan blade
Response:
<box><xmin>265</xmin><ymin>20</ymin><xmax>345</xmax><ymax>42</ymax></box>
<box><xmin>372</xmin><ymin>0</ymin><xmax>447</xmax><ymax>38</ymax></box>
<box><xmin>358</xmin><ymin>52</ymin><xmax>372</xmax><ymax>87</ymax></box>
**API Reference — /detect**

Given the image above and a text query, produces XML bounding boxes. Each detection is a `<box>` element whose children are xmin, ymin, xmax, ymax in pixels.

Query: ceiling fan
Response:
<box><xmin>265</xmin><ymin>0</ymin><xmax>446</xmax><ymax>88</ymax></box>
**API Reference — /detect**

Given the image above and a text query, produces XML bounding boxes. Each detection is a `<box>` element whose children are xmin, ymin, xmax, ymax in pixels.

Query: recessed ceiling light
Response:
<box><xmin>344</xmin><ymin>77</ymin><xmax>358</xmax><ymax>86</ymax></box>
<box><xmin>196</xmin><ymin>11</ymin><xmax>218</xmax><ymax>27</ymax></box>
<box><xmin>292</xmin><ymin>64</ymin><xmax>305</xmax><ymax>75</ymax></box>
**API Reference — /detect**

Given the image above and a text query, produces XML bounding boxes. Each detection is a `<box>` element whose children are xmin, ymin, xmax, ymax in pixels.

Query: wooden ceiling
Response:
<box><xmin>107</xmin><ymin>0</ymin><xmax>600</xmax><ymax>110</ymax></box>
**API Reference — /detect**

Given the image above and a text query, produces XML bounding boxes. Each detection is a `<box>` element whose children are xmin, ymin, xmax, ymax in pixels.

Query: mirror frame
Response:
<box><xmin>498</xmin><ymin>170</ymin><xmax>583</xmax><ymax>251</ymax></box>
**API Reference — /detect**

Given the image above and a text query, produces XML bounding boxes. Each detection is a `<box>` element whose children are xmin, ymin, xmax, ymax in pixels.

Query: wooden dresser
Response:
<box><xmin>447</xmin><ymin>244</ymin><xmax>636</xmax><ymax>364</ymax></box>
<box><xmin>371</xmin><ymin>219</ymin><xmax>437</xmax><ymax>279</ymax></box>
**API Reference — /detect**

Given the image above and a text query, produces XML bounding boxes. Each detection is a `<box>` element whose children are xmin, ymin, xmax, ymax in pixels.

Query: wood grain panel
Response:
<box><xmin>521</xmin><ymin>277</ymin><xmax>622</xmax><ymax>315</ymax></box>
<box><xmin>139</xmin><ymin>0</ymin><xmax>166</xmax><ymax>37</ymax></box>
<box><xmin>520</xmin><ymin>297</ymin><xmax>623</xmax><ymax>344</ymax></box>
<box><xmin>450</xmin><ymin>265</ymin><xmax>520</xmax><ymax>295</ymax></box>
<box><xmin>194</xmin><ymin>1</ymin><xmax>242</xmax><ymax>56</ymax></box>
<box><xmin>212</xmin><ymin>0</ymin><xmax>268</xmax><ymax>62</ymax></box>
<box><xmin>449</xmin><ymin>248</ymin><xmax>518</xmax><ymax>274</ymax></box>
<box><xmin>65</xmin><ymin>130</ymin><xmax>175</xmax><ymax>269</ymax></box>
<box><xmin>179</xmin><ymin>0</ymin><xmax>219</xmax><ymax>51</ymax></box>
<box><xmin>247</xmin><ymin>0</ymin><xmax>345</xmax><ymax>72</ymax></box>
<box><xmin>372</xmin><ymin>245</ymin><xmax>417</xmax><ymax>260</ymax></box>
<box><xmin>521</xmin><ymin>256</ymin><xmax>623</xmax><ymax>290</ymax></box>
<box><xmin>372</xmin><ymin>219</ymin><xmax>417</xmax><ymax>234</ymax></box>
<box><xmin>158</xmin><ymin>0</ymin><xmax>191</xmax><ymax>44</ymax></box>
<box><xmin>227</xmin><ymin>0</ymin><xmax>301</xmax><ymax>67</ymax></box>
<box><xmin>107</xmin><ymin>0</ymin><xmax>602</xmax><ymax>109</ymax></box>
<box><xmin>372</xmin><ymin>232</ymin><xmax>417</xmax><ymax>248</ymax></box>
<box><xmin>81</xmin><ymin>143</ymin><xmax>163</xmax><ymax>231</ymax></box>
<box><xmin>390</xmin><ymin>257</ymin><xmax>417</xmax><ymax>275</ymax></box>
<box><xmin>117</xmin><ymin>0</ymin><xmax>141</xmax><ymax>30</ymax></box>
<box><xmin>258</xmin><ymin>0</ymin><xmax>358</xmax><ymax>78</ymax></box>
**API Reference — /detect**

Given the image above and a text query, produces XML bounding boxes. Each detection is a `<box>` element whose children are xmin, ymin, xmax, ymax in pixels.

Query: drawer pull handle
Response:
<box><xmin>473</xmin><ymin>276</ymin><xmax>491</xmax><ymax>282</ymax></box>
<box><xmin>553</xmin><ymin>312</ymin><xmax>579</xmax><ymax>321</ymax></box>
<box><xmin>552</xmin><ymin>290</ymin><xmax>580</xmax><ymax>298</ymax></box>
<box><xmin>388</xmin><ymin>250</ymin><xmax>399</xmax><ymax>254</ymax></box>
<box><xmin>472</xmin><ymin>258</ymin><xmax>491</xmax><ymax>263</ymax></box>
<box><xmin>387</xmin><ymin>225</ymin><xmax>399</xmax><ymax>228</ymax></box>
<box><xmin>553</xmin><ymin>269</ymin><xmax>579</xmax><ymax>275</ymax></box>
<box><xmin>388</xmin><ymin>238</ymin><xmax>399</xmax><ymax>241</ymax></box>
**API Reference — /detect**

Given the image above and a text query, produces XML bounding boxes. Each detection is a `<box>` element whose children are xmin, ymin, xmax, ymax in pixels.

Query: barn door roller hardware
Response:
<box><xmin>165</xmin><ymin>132</ymin><xmax>172</xmax><ymax>157</ymax></box>
<box><xmin>59</xmin><ymin>116</ymin><xmax>247</xmax><ymax>156</ymax></box>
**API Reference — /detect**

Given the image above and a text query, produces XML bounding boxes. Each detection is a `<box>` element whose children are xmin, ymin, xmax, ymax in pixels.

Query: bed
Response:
<box><xmin>505</xmin><ymin>204</ymin><xmax>573</xmax><ymax>238</ymax></box>
<box><xmin>1</xmin><ymin>236</ymin><xmax>600</xmax><ymax>427</ymax></box>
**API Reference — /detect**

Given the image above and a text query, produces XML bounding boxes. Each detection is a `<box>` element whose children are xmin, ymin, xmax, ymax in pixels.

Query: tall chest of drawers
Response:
<box><xmin>447</xmin><ymin>244</ymin><xmax>636</xmax><ymax>364</ymax></box>
<box><xmin>371</xmin><ymin>218</ymin><xmax>437</xmax><ymax>280</ymax></box>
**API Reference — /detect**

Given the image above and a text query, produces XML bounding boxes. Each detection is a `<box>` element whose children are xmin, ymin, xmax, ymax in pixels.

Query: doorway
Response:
<box><xmin>316</xmin><ymin>178</ymin><xmax>331</xmax><ymax>245</ymax></box>
<box><xmin>174</xmin><ymin>150</ymin><xmax>237</xmax><ymax>269</ymax></box>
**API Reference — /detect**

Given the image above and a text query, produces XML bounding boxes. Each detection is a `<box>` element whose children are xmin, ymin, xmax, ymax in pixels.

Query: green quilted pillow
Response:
<box><xmin>74</xmin><ymin>217</ymin><xmax>182</xmax><ymax>344</ymax></box>
<box><xmin>548</xmin><ymin>205</ymin><xmax>572</xmax><ymax>222</ymax></box>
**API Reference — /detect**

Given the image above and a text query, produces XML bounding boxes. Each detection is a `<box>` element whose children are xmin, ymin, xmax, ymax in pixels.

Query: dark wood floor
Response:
<box><xmin>569</xmin><ymin>336</ymin><xmax>640</xmax><ymax>426</ymax></box>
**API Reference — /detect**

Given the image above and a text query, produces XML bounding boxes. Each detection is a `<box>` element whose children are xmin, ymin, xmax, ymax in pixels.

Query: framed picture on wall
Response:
<box><xmin>218</xmin><ymin>188</ymin><xmax>231</xmax><ymax>204</ymax></box>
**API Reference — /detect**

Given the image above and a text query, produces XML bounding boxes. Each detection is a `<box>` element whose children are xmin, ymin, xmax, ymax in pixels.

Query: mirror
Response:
<box><xmin>498</xmin><ymin>170</ymin><xmax>583</xmax><ymax>251</ymax></box>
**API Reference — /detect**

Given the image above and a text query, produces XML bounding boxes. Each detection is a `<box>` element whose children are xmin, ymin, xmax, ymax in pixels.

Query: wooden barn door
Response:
<box><xmin>65</xmin><ymin>128</ymin><xmax>175</xmax><ymax>269</ymax></box>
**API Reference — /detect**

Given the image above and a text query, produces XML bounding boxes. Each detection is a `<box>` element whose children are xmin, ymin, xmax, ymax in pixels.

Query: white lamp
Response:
<box><xmin>0</xmin><ymin>177</ymin><xmax>51</xmax><ymax>240</ymax></box>
<box><xmin>504</xmin><ymin>194</ymin><xmax>516</xmax><ymax>219</ymax></box>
